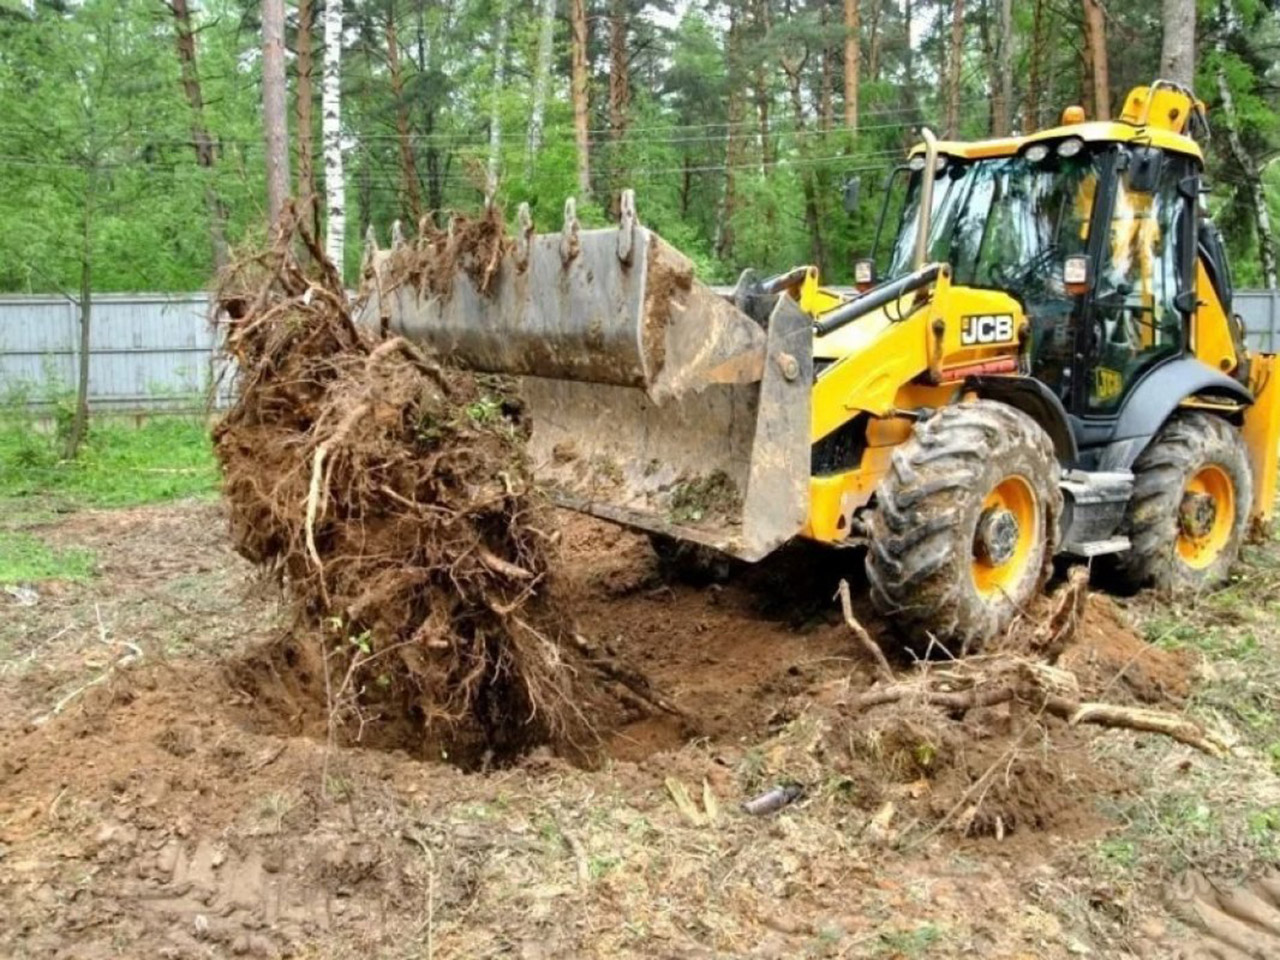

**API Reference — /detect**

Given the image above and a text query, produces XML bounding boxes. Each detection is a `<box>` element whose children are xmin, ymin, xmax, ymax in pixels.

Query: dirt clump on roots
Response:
<box><xmin>213</xmin><ymin>219</ymin><xmax>598</xmax><ymax>767</ymax></box>
<box><xmin>375</xmin><ymin>205</ymin><xmax>509</xmax><ymax>300</ymax></box>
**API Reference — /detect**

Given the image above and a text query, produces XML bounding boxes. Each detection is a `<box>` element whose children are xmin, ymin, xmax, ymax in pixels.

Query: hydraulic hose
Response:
<box><xmin>813</xmin><ymin>264</ymin><xmax>942</xmax><ymax>337</ymax></box>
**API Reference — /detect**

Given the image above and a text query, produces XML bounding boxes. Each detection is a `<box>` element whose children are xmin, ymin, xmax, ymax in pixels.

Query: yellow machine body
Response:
<box><xmin>786</xmin><ymin>84</ymin><xmax>1280</xmax><ymax>548</ymax></box>
<box><xmin>362</xmin><ymin>82</ymin><xmax>1278</xmax><ymax>568</ymax></box>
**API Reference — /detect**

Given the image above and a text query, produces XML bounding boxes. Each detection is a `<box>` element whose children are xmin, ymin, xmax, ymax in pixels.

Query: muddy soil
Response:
<box><xmin>0</xmin><ymin>502</ymin><xmax>1235</xmax><ymax>958</ymax></box>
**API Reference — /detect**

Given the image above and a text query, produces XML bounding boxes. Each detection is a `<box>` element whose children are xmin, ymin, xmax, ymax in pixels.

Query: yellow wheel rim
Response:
<box><xmin>972</xmin><ymin>475</ymin><xmax>1039</xmax><ymax>597</ymax></box>
<box><xmin>1176</xmin><ymin>465</ymin><xmax>1235</xmax><ymax>570</ymax></box>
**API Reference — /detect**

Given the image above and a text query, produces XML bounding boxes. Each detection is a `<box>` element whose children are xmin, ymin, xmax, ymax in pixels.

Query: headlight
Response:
<box><xmin>1057</xmin><ymin>137</ymin><xmax>1085</xmax><ymax>158</ymax></box>
<box><xmin>1025</xmin><ymin>143</ymin><xmax>1051</xmax><ymax>163</ymax></box>
<box><xmin>908</xmin><ymin>154</ymin><xmax>927</xmax><ymax>171</ymax></box>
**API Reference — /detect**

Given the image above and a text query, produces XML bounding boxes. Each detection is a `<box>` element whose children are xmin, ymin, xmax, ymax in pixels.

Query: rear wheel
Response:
<box><xmin>865</xmin><ymin>401</ymin><xmax>1062</xmax><ymax>655</ymax></box>
<box><xmin>1111</xmin><ymin>412</ymin><xmax>1251</xmax><ymax>592</ymax></box>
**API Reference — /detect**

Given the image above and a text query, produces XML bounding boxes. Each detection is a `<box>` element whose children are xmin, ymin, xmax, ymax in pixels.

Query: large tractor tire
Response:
<box><xmin>865</xmin><ymin>400</ymin><xmax>1062</xmax><ymax>655</ymax></box>
<box><xmin>1110</xmin><ymin>412</ymin><xmax>1251</xmax><ymax>593</ymax></box>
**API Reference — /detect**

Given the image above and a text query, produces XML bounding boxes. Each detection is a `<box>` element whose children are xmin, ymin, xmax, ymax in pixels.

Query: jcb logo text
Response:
<box><xmin>960</xmin><ymin>314</ymin><xmax>1015</xmax><ymax>346</ymax></box>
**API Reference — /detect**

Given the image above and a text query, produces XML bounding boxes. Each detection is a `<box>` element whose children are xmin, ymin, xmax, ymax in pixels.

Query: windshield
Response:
<box><xmin>883</xmin><ymin>149</ymin><xmax>1105</xmax><ymax>300</ymax></box>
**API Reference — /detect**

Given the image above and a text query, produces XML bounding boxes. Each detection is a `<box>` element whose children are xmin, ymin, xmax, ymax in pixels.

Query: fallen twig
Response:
<box><xmin>837</xmin><ymin>579</ymin><xmax>895</xmax><ymax>683</ymax></box>
<box><xmin>34</xmin><ymin>604</ymin><xmax>142</xmax><ymax>726</ymax></box>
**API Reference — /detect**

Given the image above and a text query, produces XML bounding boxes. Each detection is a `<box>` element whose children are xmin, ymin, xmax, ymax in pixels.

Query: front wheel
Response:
<box><xmin>1110</xmin><ymin>412</ymin><xmax>1251</xmax><ymax>593</ymax></box>
<box><xmin>864</xmin><ymin>400</ymin><xmax>1062</xmax><ymax>655</ymax></box>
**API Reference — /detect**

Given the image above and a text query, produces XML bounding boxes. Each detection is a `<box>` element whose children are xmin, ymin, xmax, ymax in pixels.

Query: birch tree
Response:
<box><xmin>486</xmin><ymin>0</ymin><xmax>509</xmax><ymax>204</ymax></box>
<box><xmin>526</xmin><ymin>0</ymin><xmax>556</xmax><ymax>175</ymax></box>
<box><xmin>323</xmin><ymin>0</ymin><xmax>345</xmax><ymax>273</ymax></box>
<box><xmin>1214</xmin><ymin>10</ymin><xmax>1277</xmax><ymax>288</ymax></box>
<box><xmin>1161</xmin><ymin>0</ymin><xmax>1197</xmax><ymax>87</ymax></box>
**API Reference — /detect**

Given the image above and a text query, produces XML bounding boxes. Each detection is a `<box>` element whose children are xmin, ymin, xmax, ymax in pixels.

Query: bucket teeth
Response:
<box><xmin>515</xmin><ymin>202</ymin><xmax>534</xmax><ymax>269</ymax></box>
<box><xmin>360</xmin><ymin>225</ymin><xmax>380</xmax><ymax>276</ymax></box>
<box><xmin>560</xmin><ymin>197</ymin><xmax>580</xmax><ymax>264</ymax></box>
<box><xmin>617</xmin><ymin>188</ymin><xmax>637</xmax><ymax>265</ymax></box>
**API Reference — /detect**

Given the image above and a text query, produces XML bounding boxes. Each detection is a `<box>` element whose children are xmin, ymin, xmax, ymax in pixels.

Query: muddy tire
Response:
<box><xmin>864</xmin><ymin>401</ymin><xmax>1062</xmax><ymax>655</ymax></box>
<box><xmin>1110</xmin><ymin>412</ymin><xmax>1251</xmax><ymax>593</ymax></box>
<box><xmin>648</xmin><ymin>533</ymin><xmax>734</xmax><ymax>585</ymax></box>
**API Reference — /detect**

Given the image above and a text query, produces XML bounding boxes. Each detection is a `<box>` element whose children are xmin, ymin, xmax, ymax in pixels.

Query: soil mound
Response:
<box><xmin>213</xmin><ymin>218</ymin><xmax>595</xmax><ymax>766</ymax></box>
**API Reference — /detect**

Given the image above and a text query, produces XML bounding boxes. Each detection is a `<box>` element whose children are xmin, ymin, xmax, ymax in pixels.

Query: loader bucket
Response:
<box><xmin>356</xmin><ymin>192</ymin><xmax>812</xmax><ymax>561</ymax></box>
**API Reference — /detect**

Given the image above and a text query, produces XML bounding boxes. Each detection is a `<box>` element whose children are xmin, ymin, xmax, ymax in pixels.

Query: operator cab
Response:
<box><xmin>858</xmin><ymin>83</ymin><xmax>1244</xmax><ymax>468</ymax></box>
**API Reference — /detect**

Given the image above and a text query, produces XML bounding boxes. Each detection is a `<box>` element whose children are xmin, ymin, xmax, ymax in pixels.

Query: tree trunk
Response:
<box><xmin>992</xmin><ymin>0</ymin><xmax>1012</xmax><ymax>135</ymax></box>
<box><xmin>385</xmin><ymin>7</ymin><xmax>423</xmax><ymax>222</ymax></box>
<box><xmin>295</xmin><ymin>0</ymin><xmax>316</xmax><ymax>234</ymax></box>
<box><xmin>570</xmin><ymin>0</ymin><xmax>591</xmax><ymax>197</ymax></box>
<box><xmin>867</xmin><ymin>0</ymin><xmax>882</xmax><ymax>82</ymax></box>
<box><xmin>902</xmin><ymin>0</ymin><xmax>916</xmax><ymax>121</ymax></box>
<box><xmin>608</xmin><ymin>0</ymin><xmax>629</xmax><ymax>142</ymax></box>
<box><xmin>526</xmin><ymin>0</ymin><xmax>556</xmax><ymax>176</ymax></box>
<box><xmin>1024</xmin><ymin>0</ymin><xmax>1044</xmax><ymax>132</ymax></box>
<box><xmin>717</xmin><ymin>3</ymin><xmax>745</xmax><ymax>261</ymax></box>
<box><xmin>1082</xmin><ymin>0</ymin><xmax>1110</xmax><ymax>120</ymax></box>
<box><xmin>486</xmin><ymin>0</ymin><xmax>508</xmax><ymax>204</ymax></box>
<box><xmin>323</xmin><ymin>0</ymin><xmax>345</xmax><ymax>273</ymax></box>
<box><xmin>66</xmin><ymin>168</ymin><xmax>94</xmax><ymax>462</ymax></box>
<box><xmin>167</xmin><ymin>0</ymin><xmax>227</xmax><ymax>271</ymax></box>
<box><xmin>753</xmin><ymin>0</ymin><xmax>773</xmax><ymax>170</ymax></box>
<box><xmin>819</xmin><ymin>3</ymin><xmax>835</xmax><ymax>133</ymax></box>
<box><xmin>782</xmin><ymin>51</ymin><xmax>825</xmax><ymax>271</ymax></box>
<box><xmin>843</xmin><ymin>0</ymin><xmax>859</xmax><ymax>132</ymax></box>
<box><xmin>945</xmin><ymin>0</ymin><xmax>964</xmax><ymax>137</ymax></box>
<box><xmin>1216</xmin><ymin>65</ymin><xmax>1277</xmax><ymax>287</ymax></box>
<box><xmin>1161</xmin><ymin>0</ymin><xmax>1196</xmax><ymax>87</ymax></box>
<box><xmin>358</xmin><ymin>150</ymin><xmax>371</xmax><ymax>252</ymax></box>
<box><xmin>261</xmin><ymin>0</ymin><xmax>291</xmax><ymax>232</ymax></box>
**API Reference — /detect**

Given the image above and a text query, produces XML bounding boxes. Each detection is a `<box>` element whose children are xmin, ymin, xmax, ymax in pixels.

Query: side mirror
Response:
<box><xmin>853</xmin><ymin>258</ymin><xmax>876</xmax><ymax>292</ymax></box>
<box><xmin>1064</xmin><ymin>254</ymin><xmax>1090</xmax><ymax>296</ymax></box>
<box><xmin>1128</xmin><ymin>146</ymin><xmax>1163</xmax><ymax>193</ymax></box>
<box><xmin>842</xmin><ymin>175</ymin><xmax>862</xmax><ymax>215</ymax></box>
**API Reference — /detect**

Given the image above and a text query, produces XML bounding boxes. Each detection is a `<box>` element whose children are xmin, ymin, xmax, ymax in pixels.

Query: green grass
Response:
<box><xmin>0</xmin><ymin>417</ymin><xmax>219</xmax><ymax>523</ymax></box>
<box><xmin>0</xmin><ymin>416</ymin><xmax>218</xmax><ymax>582</ymax></box>
<box><xmin>0</xmin><ymin>530</ymin><xmax>96</xmax><ymax>584</ymax></box>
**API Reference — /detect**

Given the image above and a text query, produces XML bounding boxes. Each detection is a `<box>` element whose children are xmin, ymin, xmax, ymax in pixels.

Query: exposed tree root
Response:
<box><xmin>837</xmin><ymin>577</ymin><xmax>1227</xmax><ymax>758</ymax></box>
<box><xmin>214</xmin><ymin>208</ymin><xmax>602</xmax><ymax>766</ymax></box>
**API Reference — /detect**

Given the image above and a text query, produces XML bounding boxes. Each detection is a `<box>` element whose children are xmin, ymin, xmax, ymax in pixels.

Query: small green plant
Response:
<box><xmin>465</xmin><ymin>395</ymin><xmax>502</xmax><ymax>423</ymax></box>
<box><xmin>876</xmin><ymin>923</ymin><xmax>941</xmax><ymax>957</ymax></box>
<box><xmin>588</xmin><ymin>853</ymin><xmax>621</xmax><ymax>879</ymax></box>
<box><xmin>1096</xmin><ymin>836</ymin><xmax>1138</xmax><ymax>869</ymax></box>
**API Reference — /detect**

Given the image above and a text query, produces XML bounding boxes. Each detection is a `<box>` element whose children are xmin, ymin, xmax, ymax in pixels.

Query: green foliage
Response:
<box><xmin>0</xmin><ymin>0</ymin><xmax>1278</xmax><ymax>293</ymax></box>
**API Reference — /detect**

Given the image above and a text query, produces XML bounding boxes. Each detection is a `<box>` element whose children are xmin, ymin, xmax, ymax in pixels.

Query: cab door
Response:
<box><xmin>1079</xmin><ymin>146</ymin><xmax>1198</xmax><ymax>416</ymax></box>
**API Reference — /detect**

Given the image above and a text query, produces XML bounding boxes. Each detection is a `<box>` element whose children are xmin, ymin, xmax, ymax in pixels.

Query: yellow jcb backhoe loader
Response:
<box><xmin>359</xmin><ymin>80</ymin><xmax>1280</xmax><ymax>652</ymax></box>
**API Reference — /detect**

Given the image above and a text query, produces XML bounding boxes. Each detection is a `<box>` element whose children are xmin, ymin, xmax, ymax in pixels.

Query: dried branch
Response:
<box><xmin>837</xmin><ymin>578</ymin><xmax>895</xmax><ymax>683</ymax></box>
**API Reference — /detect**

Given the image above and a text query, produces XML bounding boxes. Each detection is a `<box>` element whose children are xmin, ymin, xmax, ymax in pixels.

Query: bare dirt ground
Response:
<box><xmin>3</xmin><ymin>501</ymin><xmax>1280</xmax><ymax>958</ymax></box>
